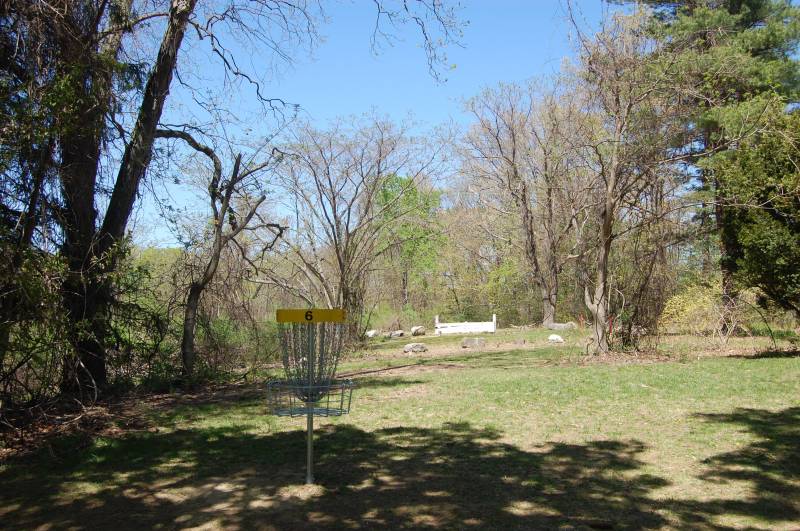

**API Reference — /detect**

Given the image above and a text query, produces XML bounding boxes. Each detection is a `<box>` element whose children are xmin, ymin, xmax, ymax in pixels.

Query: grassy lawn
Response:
<box><xmin>1</xmin><ymin>330</ymin><xmax>799</xmax><ymax>529</ymax></box>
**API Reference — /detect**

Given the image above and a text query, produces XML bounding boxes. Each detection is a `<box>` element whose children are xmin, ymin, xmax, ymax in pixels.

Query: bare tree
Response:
<box><xmin>154</xmin><ymin>129</ymin><xmax>284</xmax><ymax>377</ymax></box>
<box><xmin>266</xmin><ymin>117</ymin><xmax>444</xmax><ymax>339</ymax></box>
<box><xmin>462</xmin><ymin>81</ymin><xmax>592</xmax><ymax>328</ymax></box>
<box><xmin>569</xmin><ymin>10</ymin><xmax>693</xmax><ymax>353</ymax></box>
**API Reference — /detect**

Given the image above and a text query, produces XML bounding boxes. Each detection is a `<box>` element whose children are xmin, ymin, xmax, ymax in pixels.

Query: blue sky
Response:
<box><xmin>135</xmin><ymin>1</ymin><xmax>616</xmax><ymax>245</ymax></box>
<box><xmin>259</xmin><ymin>0</ymin><xmax>611</xmax><ymax>128</ymax></box>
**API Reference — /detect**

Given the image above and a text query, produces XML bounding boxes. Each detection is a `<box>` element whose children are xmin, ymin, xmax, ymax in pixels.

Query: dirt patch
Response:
<box><xmin>352</xmin><ymin>340</ymin><xmax>571</xmax><ymax>363</ymax></box>
<box><xmin>139</xmin><ymin>382</ymin><xmax>264</xmax><ymax>413</ymax></box>
<box><xmin>0</xmin><ymin>382</ymin><xmax>268</xmax><ymax>461</ymax></box>
<box><xmin>573</xmin><ymin>350</ymin><xmax>676</xmax><ymax>366</ymax></box>
<box><xmin>342</xmin><ymin>362</ymin><xmax>468</xmax><ymax>380</ymax></box>
<box><xmin>0</xmin><ymin>399</ymin><xmax>155</xmax><ymax>461</ymax></box>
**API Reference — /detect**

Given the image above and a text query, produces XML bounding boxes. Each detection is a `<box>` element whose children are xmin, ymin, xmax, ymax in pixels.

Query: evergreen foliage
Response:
<box><xmin>716</xmin><ymin>110</ymin><xmax>800</xmax><ymax>315</ymax></box>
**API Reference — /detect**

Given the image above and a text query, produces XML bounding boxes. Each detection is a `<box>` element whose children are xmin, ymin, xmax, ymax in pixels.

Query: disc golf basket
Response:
<box><xmin>266</xmin><ymin>309</ymin><xmax>355</xmax><ymax>484</ymax></box>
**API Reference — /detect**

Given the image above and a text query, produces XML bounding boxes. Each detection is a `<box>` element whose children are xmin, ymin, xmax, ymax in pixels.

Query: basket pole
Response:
<box><xmin>306</xmin><ymin>323</ymin><xmax>315</xmax><ymax>484</ymax></box>
<box><xmin>306</xmin><ymin>408</ymin><xmax>314</xmax><ymax>484</ymax></box>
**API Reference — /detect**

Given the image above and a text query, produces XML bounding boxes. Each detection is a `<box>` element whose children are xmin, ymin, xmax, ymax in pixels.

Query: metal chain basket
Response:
<box><xmin>266</xmin><ymin>312</ymin><xmax>355</xmax><ymax>484</ymax></box>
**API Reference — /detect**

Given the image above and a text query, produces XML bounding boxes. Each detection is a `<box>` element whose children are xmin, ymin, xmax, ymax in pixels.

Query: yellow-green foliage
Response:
<box><xmin>660</xmin><ymin>284</ymin><xmax>722</xmax><ymax>335</ymax></box>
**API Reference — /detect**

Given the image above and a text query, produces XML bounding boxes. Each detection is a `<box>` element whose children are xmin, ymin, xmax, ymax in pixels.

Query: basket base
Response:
<box><xmin>267</xmin><ymin>379</ymin><xmax>355</xmax><ymax>418</ymax></box>
<box><xmin>271</xmin><ymin>405</ymin><xmax>351</xmax><ymax>417</ymax></box>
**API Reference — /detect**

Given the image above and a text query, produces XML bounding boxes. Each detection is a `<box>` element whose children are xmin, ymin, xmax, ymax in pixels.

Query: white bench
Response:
<box><xmin>434</xmin><ymin>314</ymin><xmax>496</xmax><ymax>335</ymax></box>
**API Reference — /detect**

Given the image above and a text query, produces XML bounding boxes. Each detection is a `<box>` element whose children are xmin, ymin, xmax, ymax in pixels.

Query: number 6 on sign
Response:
<box><xmin>276</xmin><ymin>308</ymin><xmax>346</xmax><ymax>323</ymax></box>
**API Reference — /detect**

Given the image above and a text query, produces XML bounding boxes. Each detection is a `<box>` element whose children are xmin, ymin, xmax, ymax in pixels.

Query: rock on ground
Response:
<box><xmin>548</xmin><ymin>334</ymin><xmax>565</xmax><ymax>343</ymax></box>
<box><xmin>390</xmin><ymin>330</ymin><xmax>405</xmax><ymax>338</ymax></box>
<box><xmin>411</xmin><ymin>326</ymin><xmax>426</xmax><ymax>336</ymax></box>
<box><xmin>461</xmin><ymin>337</ymin><xmax>487</xmax><ymax>349</ymax></box>
<box><xmin>403</xmin><ymin>343</ymin><xmax>428</xmax><ymax>353</ymax></box>
<box><xmin>365</xmin><ymin>329</ymin><xmax>379</xmax><ymax>338</ymax></box>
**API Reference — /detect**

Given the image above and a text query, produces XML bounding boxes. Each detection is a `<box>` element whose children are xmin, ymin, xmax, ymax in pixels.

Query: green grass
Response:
<box><xmin>1</xmin><ymin>333</ymin><xmax>799</xmax><ymax>529</ymax></box>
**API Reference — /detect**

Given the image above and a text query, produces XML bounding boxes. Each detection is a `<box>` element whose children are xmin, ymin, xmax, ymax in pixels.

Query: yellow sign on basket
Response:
<box><xmin>276</xmin><ymin>308</ymin><xmax>346</xmax><ymax>323</ymax></box>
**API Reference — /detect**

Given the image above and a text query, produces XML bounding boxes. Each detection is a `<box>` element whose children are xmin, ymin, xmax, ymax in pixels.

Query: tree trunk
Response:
<box><xmin>99</xmin><ymin>0</ymin><xmax>197</xmax><ymax>252</ymax></box>
<box><xmin>181</xmin><ymin>284</ymin><xmax>203</xmax><ymax>378</ymax></box>
<box><xmin>585</xmin><ymin>196</ymin><xmax>615</xmax><ymax>354</ymax></box>
<box><xmin>716</xmin><ymin>177</ymin><xmax>741</xmax><ymax>331</ymax></box>
<box><xmin>60</xmin><ymin>125</ymin><xmax>106</xmax><ymax>390</ymax></box>
<box><xmin>62</xmin><ymin>277</ymin><xmax>109</xmax><ymax>392</ymax></box>
<box><xmin>585</xmin><ymin>284</ymin><xmax>609</xmax><ymax>354</ymax></box>
<box><xmin>541</xmin><ymin>285</ymin><xmax>557</xmax><ymax>327</ymax></box>
<box><xmin>401</xmin><ymin>270</ymin><xmax>409</xmax><ymax>307</ymax></box>
<box><xmin>52</xmin><ymin>1</ymin><xmax>138</xmax><ymax>394</ymax></box>
<box><xmin>340</xmin><ymin>279</ymin><xmax>365</xmax><ymax>343</ymax></box>
<box><xmin>515</xmin><ymin>179</ymin><xmax>560</xmax><ymax>327</ymax></box>
<box><xmin>180</xmin><ymin>241</ymin><xmax>223</xmax><ymax>378</ymax></box>
<box><xmin>702</xmin><ymin>131</ymin><xmax>740</xmax><ymax>328</ymax></box>
<box><xmin>56</xmin><ymin>0</ymin><xmax>197</xmax><ymax>392</ymax></box>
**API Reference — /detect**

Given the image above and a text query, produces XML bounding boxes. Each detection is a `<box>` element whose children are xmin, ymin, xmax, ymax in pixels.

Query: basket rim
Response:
<box><xmin>266</xmin><ymin>378</ymin><xmax>356</xmax><ymax>390</ymax></box>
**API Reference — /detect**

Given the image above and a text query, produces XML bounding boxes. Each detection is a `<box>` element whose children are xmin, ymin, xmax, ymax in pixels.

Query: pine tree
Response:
<box><xmin>625</xmin><ymin>0</ymin><xmax>800</xmax><ymax>304</ymax></box>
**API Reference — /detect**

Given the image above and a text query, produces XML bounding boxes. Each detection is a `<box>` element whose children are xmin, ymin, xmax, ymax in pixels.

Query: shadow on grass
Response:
<box><xmin>144</xmin><ymin>379</ymin><xmax>427</xmax><ymax>427</ymax></box>
<box><xmin>2</xmin><ymin>408</ymin><xmax>799</xmax><ymax>529</ymax></box>
<box><xmin>349</xmin><ymin>377</ymin><xmax>427</xmax><ymax>390</ymax></box>
<box><xmin>673</xmin><ymin>407</ymin><xmax>800</xmax><ymax>527</ymax></box>
<box><xmin>2</xmin><ymin>422</ymin><xmax>668</xmax><ymax>529</ymax></box>
<box><xmin>729</xmin><ymin>349</ymin><xmax>800</xmax><ymax>360</ymax></box>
